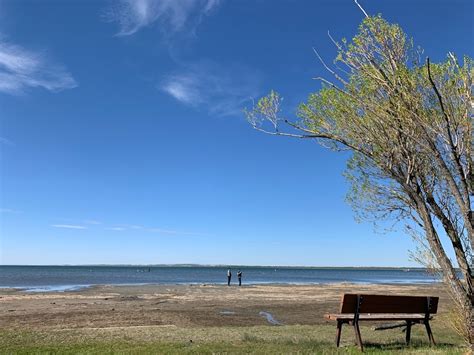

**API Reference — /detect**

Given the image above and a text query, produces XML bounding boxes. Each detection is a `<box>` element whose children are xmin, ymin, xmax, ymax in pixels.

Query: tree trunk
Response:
<box><xmin>409</xmin><ymin>184</ymin><xmax>473</xmax><ymax>345</ymax></box>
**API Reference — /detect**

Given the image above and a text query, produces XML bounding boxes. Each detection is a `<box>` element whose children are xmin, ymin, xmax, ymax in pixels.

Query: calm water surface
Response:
<box><xmin>0</xmin><ymin>265</ymin><xmax>440</xmax><ymax>292</ymax></box>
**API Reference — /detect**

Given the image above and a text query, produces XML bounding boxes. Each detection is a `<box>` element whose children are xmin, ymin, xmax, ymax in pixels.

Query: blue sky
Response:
<box><xmin>1</xmin><ymin>0</ymin><xmax>472</xmax><ymax>266</ymax></box>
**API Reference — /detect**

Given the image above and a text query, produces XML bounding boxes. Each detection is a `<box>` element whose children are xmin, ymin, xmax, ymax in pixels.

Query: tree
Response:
<box><xmin>245</xmin><ymin>13</ymin><xmax>473</xmax><ymax>345</ymax></box>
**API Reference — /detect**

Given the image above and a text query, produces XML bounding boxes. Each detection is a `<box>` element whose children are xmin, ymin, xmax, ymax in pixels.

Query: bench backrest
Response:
<box><xmin>340</xmin><ymin>294</ymin><xmax>438</xmax><ymax>314</ymax></box>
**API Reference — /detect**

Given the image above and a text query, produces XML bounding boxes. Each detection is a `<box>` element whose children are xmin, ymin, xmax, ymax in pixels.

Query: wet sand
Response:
<box><xmin>0</xmin><ymin>283</ymin><xmax>450</xmax><ymax>330</ymax></box>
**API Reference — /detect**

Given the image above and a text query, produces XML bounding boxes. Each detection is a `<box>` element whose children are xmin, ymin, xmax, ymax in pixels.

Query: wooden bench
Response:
<box><xmin>324</xmin><ymin>294</ymin><xmax>438</xmax><ymax>351</ymax></box>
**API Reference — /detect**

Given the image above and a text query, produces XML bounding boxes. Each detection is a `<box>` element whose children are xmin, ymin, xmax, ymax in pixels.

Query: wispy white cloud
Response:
<box><xmin>0</xmin><ymin>137</ymin><xmax>14</xmax><ymax>146</ymax></box>
<box><xmin>105</xmin><ymin>227</ymin><xmax>126</xmax><ymax>231</ymax></box>
<box><xmin>107</xmin><ymin>223</ymin><xmax>209</xmax><ymax>236</ymax></box>
<box><xmin>51</xmin><ymin>224</ymin><xmax>87</xmax><ymax>230</ymax></box>
<box><xmin>161</xmin><ymin>60</ymin><xmax>261</xmax><ymax>116</ymax></box>
<box><xmin>146</xmin><ymin>227</ymin><xmax>180</xmax><ymax>235</ymax></box>
<box><xmin>0</xmin><ymin>40</ymin><xmax>77</xmax><ymax>94</ymax></box>
<box><xmin>106</xmin><ymin>0</ymin><xmax>222</xmax><ymax>36</ymax></box>
<box><xmin>145</xmin><ymin>227</ymin><xmax>211</xmax><ymax>237</ymax></box>
<box><xmin>52</xmin><ymin>219</ymin><xmax>207</xmax><ymax>236</ymax></box>
<box><xmin>0</xmin><ymin>208</ymin><xmax>22</xmax><ymax>213</ymax></box>
<box><xmin>104</xmin><ymin>225</ymin><xmax>190</xmax><ymax>235</ymax></box>
<box><xmin>128</xmin><ymin>225</ymin><xmax>144</xmax><ymax>230</ymax></box>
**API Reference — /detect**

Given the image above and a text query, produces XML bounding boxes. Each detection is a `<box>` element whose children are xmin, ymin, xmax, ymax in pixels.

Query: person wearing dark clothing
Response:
<box><xmin>237</xmin><ymin>270</ymin><xmax>242</xmax><ymax>286</ymax></box>
<box><xmin>227</xmin><ymin>269</ymin><xmax>232</xmax><ymax>286</ymax></box>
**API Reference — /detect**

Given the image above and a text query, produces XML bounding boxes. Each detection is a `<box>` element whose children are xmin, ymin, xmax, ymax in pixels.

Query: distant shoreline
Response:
<box><xmin>0</xmin><ymin>264</ymin><xmax>434</xmax><ymax>270</ymax></box>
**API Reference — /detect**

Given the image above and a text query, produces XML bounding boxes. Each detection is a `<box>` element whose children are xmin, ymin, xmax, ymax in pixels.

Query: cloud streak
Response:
<box><xmin>105</xmin><ymin>227</ymin><xmax>126</xmax><ymax>231</ymax></box>
<box><xmin>0</xmin><ymin>40</ymin><xmax>77</xmax><ymax>94</ymax></box>
<box><xmin>0</xmin><ymin>208</ymin><xmax>22</xmax><ymax>213</ymax></box>
<box><xmin>52</xmin><ymin>219</ymin><xmax>207</xmax><ymax>236</ymax></box>
<box><xmin>106</xmin><ymin>0</ymin><xmax>222</xmax><ymax>36</ymax></box>
<box><xmin>51</xmin><ymin>224</ymin><xmax>87</xmax><ymax>230</ymax></box>
<box><xmin>146</xmin><ymin>227</ymin><xmax>210</xmax><ymax>237</ymax></box>
<box><xmin>161</xmin><ymin>61</ymin><xmax>261</xmax><ymax>116</ymax></box>
<box><xmin>0</xmin><ymin>137</ymin><xmax>14</xmax><ymax>146</ymax></box>
<box><xmin>105</xmin><ymin>224</ymin><xmax>205</xmax><ymax>236</ymax></box>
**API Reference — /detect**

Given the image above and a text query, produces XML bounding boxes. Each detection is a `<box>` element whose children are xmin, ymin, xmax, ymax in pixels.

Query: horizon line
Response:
<box><xmin>0</xmin><ymin>263</ymin><xmax>431</xmax><ymax>269</ymax></box>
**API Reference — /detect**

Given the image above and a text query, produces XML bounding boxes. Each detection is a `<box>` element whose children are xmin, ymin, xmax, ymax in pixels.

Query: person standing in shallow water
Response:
<box><xmin>227</xmin><ymin>268</ymin><xmax>232</xmax><ymax>286</ymax></box>
<box><xmin>237</xmin><ymin>270</ymin><xmax>242</xmax><ymax>286</ymax></box>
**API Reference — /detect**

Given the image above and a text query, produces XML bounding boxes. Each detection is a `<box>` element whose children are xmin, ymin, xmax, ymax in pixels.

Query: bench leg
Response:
<box><xmin>405</xmin><ymin>321</ymin><xmax>412</xmax><ymax>345</ymax></box>
<box><xmin>353</xmin><ymin>321</ymin><xmax>363</xmax><ymax>351</ymax></box>
<box><xmin>424</xmin><ymin>321</ymin><xmax>436</xmax><ymax>346</ymax></box>
<box><xmin>336</xmin><ymin>320</ymin><xmax>343</xmax><ymax>347</ymax></box>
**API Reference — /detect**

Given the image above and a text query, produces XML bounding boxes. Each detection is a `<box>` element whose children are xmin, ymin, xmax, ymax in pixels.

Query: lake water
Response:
<box><xmin>0</xmin><ymin>265</ymin><xmax>441</xmax><ymax>292</ymax></box>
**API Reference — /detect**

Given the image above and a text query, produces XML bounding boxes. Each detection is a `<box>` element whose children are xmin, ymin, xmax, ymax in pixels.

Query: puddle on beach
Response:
<box><xmin>19</xmin><ymin>285</ymin><xmax>90</xmax><ymax>293</ymax></box>
<box><xmin>259</xmin><ymin>311</ymin><xmax>283</xmax><ymax>325</ymax></box>
<box><xmin>219</xmin><ymin>310</ymin><xmax>236</xmax><ymax>315</ymax></box>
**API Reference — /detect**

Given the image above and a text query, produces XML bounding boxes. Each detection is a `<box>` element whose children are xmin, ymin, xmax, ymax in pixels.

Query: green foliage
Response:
<box><xmin>256</xmin><ymin>16</ymin><xmax>473</xmax><ymax>233</ymax></box>
<box><xmin>245</xmin><ymin>90</ymin><xmax>282</xmax><ymax>129</ymax></box>
<box><xmin>246</xmin><ymin>13</ymin><xmax>473</xmax><ymax>344</ymax></box>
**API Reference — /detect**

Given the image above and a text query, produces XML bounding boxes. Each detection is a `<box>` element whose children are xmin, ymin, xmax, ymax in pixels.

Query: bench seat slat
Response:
<box><xmin>340</xmin><ymin>294</ymin><xmax>438</xmax><ymax>314</ymax></box>
<box><xmin>325</xmin><ymin>313</ymin><xmax>428</xmax><ymax>321</ymax></box>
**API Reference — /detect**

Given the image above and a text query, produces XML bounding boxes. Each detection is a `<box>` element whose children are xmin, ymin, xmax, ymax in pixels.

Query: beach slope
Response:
<box><xmin>0</xmin><ymin>283</ymin><xmax>466</xmax><ymax>353</ymax></box>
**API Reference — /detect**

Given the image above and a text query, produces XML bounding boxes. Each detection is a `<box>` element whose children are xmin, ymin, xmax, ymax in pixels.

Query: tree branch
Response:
<box><xmin>354</xmin><ymin>0</ymin><xmax>369</xmax><ymax>18</ymax></box>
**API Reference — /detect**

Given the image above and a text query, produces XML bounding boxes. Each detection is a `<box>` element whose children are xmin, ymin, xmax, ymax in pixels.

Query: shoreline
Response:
<box><xmin>0</xmin><ymin>279</ymin><xmax>442</xmax><ymax>293</ymax></box>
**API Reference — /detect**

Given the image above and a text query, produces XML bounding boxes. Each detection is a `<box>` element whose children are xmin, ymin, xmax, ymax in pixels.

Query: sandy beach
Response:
<box><xmin>1</xmin><ymin>282</ymin><xmax>467</xmax><ymax>353</ymax></box>
<box><xmin>0</xmin><ymin>283</ymin><xmax>451</xmax><ymax>330</ymax></box>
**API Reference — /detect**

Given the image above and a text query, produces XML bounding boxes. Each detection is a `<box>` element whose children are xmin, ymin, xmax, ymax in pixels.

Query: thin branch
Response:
<box><xmin>312</xmin><ymin>48</ymin><xmax>348</xmax><ymax>85</ymax></box>
<box><xmin>354</xmin><ymin>0</ymin><xmax>369</xmax><ymax>18</ymax></box>
<box><xmin>327</xmin><ymin>31</ymin><xmax>343</xmax><ymax>51</ymax></box>
<box><xmin>250</xmin><ymin>124</ymin><xmax>320</xmax><ymax>139</ymax></box>
<box><xmin>427</xmin><ymin>57</ymin><xmax>471</xmax><ymax>209</ymax></box>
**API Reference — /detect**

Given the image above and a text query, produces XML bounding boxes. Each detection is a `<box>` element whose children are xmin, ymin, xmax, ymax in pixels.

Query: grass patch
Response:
<box><xmin>0</xmin><ymin>323</ymin><xmax>467</xmax><ymax>354</ymax></box>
